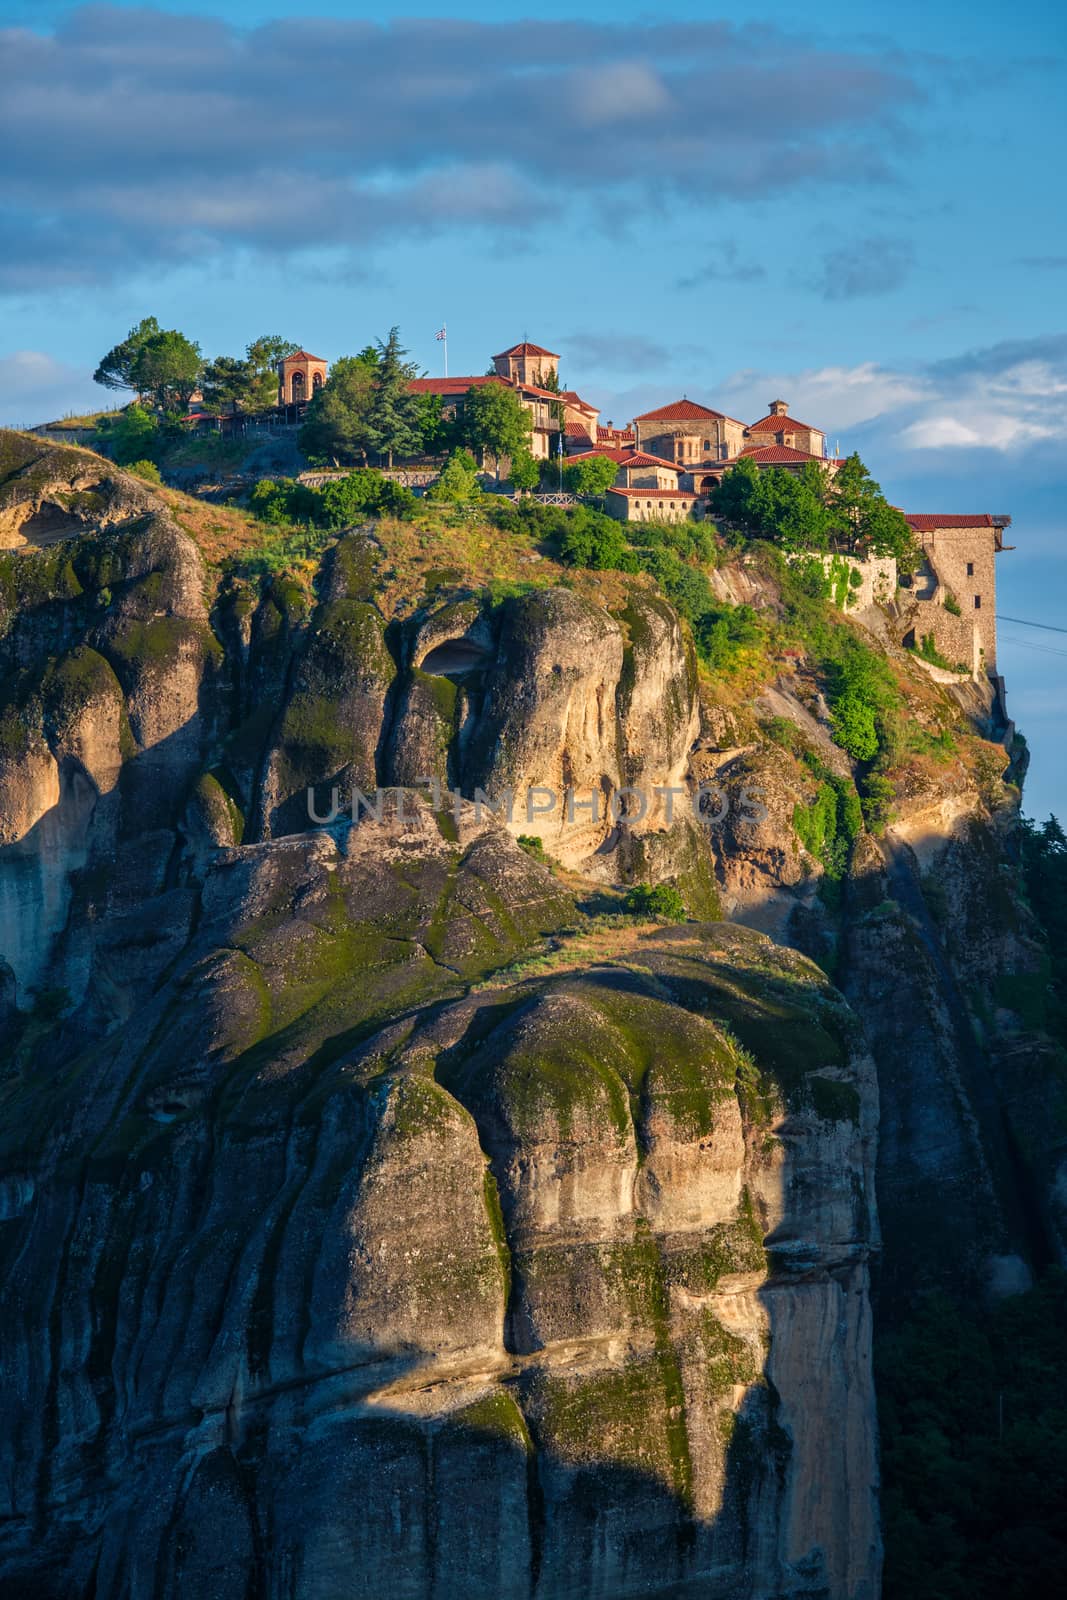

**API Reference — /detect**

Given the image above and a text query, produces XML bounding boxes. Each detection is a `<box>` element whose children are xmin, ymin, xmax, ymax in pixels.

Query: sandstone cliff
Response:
<box><xmin>0</xmin><ymin>433</ymin><xmax>1061</xmax><ymax>1599</ymax></box>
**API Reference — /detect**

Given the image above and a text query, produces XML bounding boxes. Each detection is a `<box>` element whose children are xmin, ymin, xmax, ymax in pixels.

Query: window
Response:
<box><xmin>966</xmin><ymin>561</ymin><xmax>974</xmax><ymax>576</ymax></box>
<box><xmin>974</xmin><ymin>595</ymin><xmax>982</xmax><ymax>609</ymax></box>
<box><xmin>703</xmin><ymin>439</ymin><xmax>711</xmax><ymax>450</ymax></box>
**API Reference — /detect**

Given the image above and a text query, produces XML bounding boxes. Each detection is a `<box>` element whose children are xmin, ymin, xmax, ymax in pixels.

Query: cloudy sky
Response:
<box><xmin>2</xmin><ymin>0</ymin><xmax>1064</xmax><ymax>818</ymax></box>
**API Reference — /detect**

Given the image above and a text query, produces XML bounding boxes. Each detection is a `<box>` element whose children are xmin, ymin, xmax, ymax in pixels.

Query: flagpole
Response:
<box><xmin>443</xmin><ymin>325</ymin><xmax>448</xmax><ymax>380</ymax></box>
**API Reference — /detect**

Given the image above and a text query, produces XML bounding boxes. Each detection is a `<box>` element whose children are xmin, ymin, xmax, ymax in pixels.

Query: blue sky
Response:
<box><xmin>1</xmin><ymin>1</ymin><xmax>1064</xmax><ymax>819</ymax></box>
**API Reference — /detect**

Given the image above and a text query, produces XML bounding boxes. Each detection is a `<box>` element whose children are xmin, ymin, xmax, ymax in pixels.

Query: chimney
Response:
<box><xmin>769</xmin><ymin>399</ymin><xmax>789</xmax><ymax>416</ymax></box>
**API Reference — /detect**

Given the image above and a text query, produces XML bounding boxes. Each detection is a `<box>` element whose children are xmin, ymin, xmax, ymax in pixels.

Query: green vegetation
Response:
<box><xmin>128</xmin><ymin>328</ymin><xmax>202</xmax><ymax>411</ymax></box>
<box><xmin>507</xmin><ymin>447</ymin><xmax>541</xmax><ymax>492</ymax></box>
<box><xmin>361</xmin><ymin>327</ymin><xmax>424</xmax><ymax>468</ymax></box>
<box><xmin>104</xmin><ymin>403</ymin><xmax>162</xmax><ymax>466</ymax></box>
<box><xmin>93</xmin><ymin>315</ymin><xmax>163</xmax><ymax>395</ymax></box>
<box><xmin>298</xmin><ymin>331</ymin><xmax>423</xmax><ymax>467</ymax></box>
<box><xmin>427</xmin><ymin>449</ymin><xmax>482</xmax><ymax>503</ymax></box>
<box><xmin>909</xmin><ymin>632</ymin><xmax>969</xmax><ymax>673</ymax></box>
<box><xmin>562</xmin><ymin>453</ymin><xmax>618</xmax><ymax>496</ymax></box>
<box><xmin>711</xmin><ymin>450</ymin><xmax>918</xmax><ymax>566</ymax></box>
<box><xmin>623</xmin><ymin>883</ymin><xmax>687</xmax><ymax>921</ymax></box>
<box><xmin>943</xmin><ymin>590</ymin><xmax>962</xmax><ymax>616</ymax></box>
<box><xmin>126</xmin><ymin>458</ymin><xmax>162</xmax><ymax>484</ymax></box>
<box><xmin>246</xmin><ymin>470</ymin><xmax>415</xmax><ymax>534</ymax></box>
<box><xmin>298</xmin><ymin>347</ymin><xmax>378</xmax><ymax>463</ymax></box>
<box><xmin>201</xmin><ymin>334</ymin><xmax>297</xmax><ymax>414</ymax></box>
<box><xmin>457</xmin><ymin>380</ymin><xmax>533</xmax><ymax>479</ymax></box>
<box><xmin>878</xmin><ymin>1275</ymin><xmax>1067</xmax><ymax>1600</ymax></box>
<box><xmin>1019</xmin><ymin>815</ymin><xmax>1067</xmax><ymax>1040</ymax></box>
<box><xmin>793</xmin><ymin>771</ymin><xmax>863</xmax><ymax>879</ymax></box>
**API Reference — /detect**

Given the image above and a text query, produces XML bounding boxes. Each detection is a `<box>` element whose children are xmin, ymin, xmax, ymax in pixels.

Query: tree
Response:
<box><xmin>200</xmin><ymin>355</ymin><xmax>251</xmax><ymax>414</ymax></box>
<box><xmin>828</xmin><ymin>453</ymin><xmax>917</xmax><ymax>565</ymax></box>
<box><xmin>362</xmin><ymin>327</ymin><xmax>423</xmax><ymax>469</ymax></box>
<box><xmin>106</xmin><ymin>403</ymin><xmax>161</xmax><ymax>465</ymax></box>
<box><xmin>93</xmin><ymin>317</ymin><xmax>162</xmax><ymax>396</ymax></box>
<box><xmin>297</xmin><ymin>352</ymin><xmax>378</xmax><ymax>464</ymax></box>
<box><xmin>202</xmin><ymin>336</ymin><xmax>298</xmax><ymax>414</ymax></box>
<box><xmin>129</xmin><ymin>329</ymin><xmax>202</xmax><ymax>411</ymax></box>
<box><xmin>458</xmin><ymin>381</ymin><xmax>532</xmax><ymax>480</ymax></box>
<box><xmin>563</xmin><ymin>454</ymin><xmax>618</xmax><ymax>496</ymax></box>
<box><xmin>428</xmin><ymin>449</ymin><xmax>482</xmax><ymax>503</ymax></box>
<box><xmin>415</xmin><ymin>391</ymin><xmax>452</xmax><ymax>455</ymax></box>
<box><xmin>245</xmin><ymin>334</ymin><xmax>298</xmax><ymax>409</ymax></box>
<box><xmin>508</xmin><ymin>448</ymin><xmax>541</xmax><ymax>492</ymax></box>
<box><xmin>711</xmin><ymin>456</ymin><xmax>761</xmax><ymax>533</ymax></box>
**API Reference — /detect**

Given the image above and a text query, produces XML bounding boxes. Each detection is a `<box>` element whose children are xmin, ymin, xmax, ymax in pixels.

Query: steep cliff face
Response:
<box><xmin>0</xmin><ymin>796</ymin><xmax>879</xmax><ymax>1599</ymax></box>
<box><xmin>1</xmin><ymin>434</ymin><xmax>1060</xmax><ymax>1599</ymax></box>
<box><xmin>0</xmin><ymin>438</ymin><xmax>884</xmax><ymax>1598</ymax></box>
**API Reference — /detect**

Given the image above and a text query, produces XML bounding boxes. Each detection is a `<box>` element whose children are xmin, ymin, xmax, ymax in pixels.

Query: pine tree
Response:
<box><xmin>363</xmin><ymin>327</ymin><xmax>422</xmax><ymax>469</ymax></box>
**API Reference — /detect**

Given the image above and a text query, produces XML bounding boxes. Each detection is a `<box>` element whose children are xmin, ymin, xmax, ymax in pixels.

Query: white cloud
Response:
<box><xmin>717</xmin><ymin>361</ymin><xmax>929</xmax><ymax>431</ymax></box>
<box><xmin>0</xmin><ymin>349</ymin><xmax>102</xmax><ymax>427</ymax></box>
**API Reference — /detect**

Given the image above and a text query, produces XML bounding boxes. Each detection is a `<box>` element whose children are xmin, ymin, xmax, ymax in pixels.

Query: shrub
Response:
<box><xmin>829</xmin><ymin>690</ymin><xmax>879</xmax><ymax>762</ymax></box>
<box><xmin>319</xmin><ymin>468</ymin><xmax>414</xmax><ymax>525</ymax></box>
<box><xmin>794</xmin><ymin>774</ymin><xmax>863</xmax><ymax>878</ymax></box>
<box><xmin>106</xmin><ymin>403</ymin><xmax>161</xmax><ymax>466</ymax></box>
<box><xmin>555</xmin><ymin>508</ymin><xmax>637</xmax><ymax>571</ymax></box>
<box><xmin>943</xmin><ymin>591</ymin><xmax>962</xmax><ymax>616</ymax></box>
<box><xmin>859</xmin><ymin>773</ymin><xmax>894</xmax><ymax>833</ymax></box>
<box><xmin>428</xmin><ymin>449</ymin><xmax>482</xmax><ymax>503</ymax></box>
<box><xmin>126</xmin><ymin>458</ymin><xmax>162</xmax><ymax>484</ymax></box>
<box><xmin>693</xmin><ymin>602</ymin><xmax>762</xmax><ymax>673</ymax></box>
<box><xmin>247</xmin><ymin>478</ymin><xmax>320</xmax><ymax>525</ymax></box>
<box><xmin>623</xmin><ymin>882</ymin><xmax>687</xmax><ymax>920</ymax></box>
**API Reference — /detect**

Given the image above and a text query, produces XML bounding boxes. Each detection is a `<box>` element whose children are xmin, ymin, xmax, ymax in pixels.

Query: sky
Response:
<box><xmin>1</xmin><ymin>0</ymin><xmax>1065</xmax><ymax>819</ymax></box>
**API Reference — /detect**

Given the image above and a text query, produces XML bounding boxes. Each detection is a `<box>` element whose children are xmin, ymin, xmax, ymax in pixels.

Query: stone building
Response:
<box><xmin>746</xmin><ymin>400</ymin><xmax>826</xmax><ymax>457</ymax></box>
<box><xmin>409</xmin><ymin>373</ymin><xmax>559</xmax><ymax>459</ymax></box>
<box><xmin>900</xmin><ymin>513</ymin><xmax>1012</xmax><ymax>675</ymax></box>
<box><xmin>277</xmin><ymin>350</ymin><xmax>328</xmax><ymax>406</ymax></box>
<box><xmin>493</xmin><ymin>341</ymin><xmax>560</xmax><ymax>387</ymax></box>
<box><xmin>604</xmin><ymin>486</ymin><xmax>706</xmax><ymax>523</ymax></box>
<box><xmin>633</xmin><ymin>399</ymin><xmax>747</xmax><ymax>465</ymax></box>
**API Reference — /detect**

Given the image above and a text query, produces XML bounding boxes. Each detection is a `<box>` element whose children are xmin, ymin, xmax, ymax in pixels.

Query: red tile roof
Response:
<box><xmin>607</xmin><ymin>487</ymin><xmax>700</xmax><ymax>499</ymax></box>
<box><xmin>740</xmin><ymin>443</ymin><xmax>825</xmax><ymax>464</ymax></box>
<box><xmin>409</xmin><ymin>375</ymin><xmax>503</xmax><ymax>396</ymax></box>
<box><xmin>904</xmin><ymin>514</ymin><xmax>995</xmax><ymax>531</ymax></box>
<box><xmin>748</xmin><ymin>411</ymin><xmax>822</xmax><ymax>434</ymax></box>
<box><xmin>566</xmin><ymin>448</ymin><xmax>682</xmax><ymax>472</ymax></box>
<box><xmin>560</xmin><ymin>390</ymin><xmax>597</xmax><ymax>413</ymax></box>
<box><xmin>515</xmin><ymin>380</ymin><xmax>563</xmax><ymax>402</ymax></box>
<box><xmin>281</xmin><ymin>350</ymin><xmax>327</xmax><ymax>364</ymax></box>
<box><xmin>564</xmin><ymin>422</ymin><xmax>594</xmax><ymax>444</ymax></box>
<box><xmin>494</xmin><ymin>341</ymin><xmax>559</xmax><ymax>359</ymax></box>
<box><xmin>633</xmin><ymin>398</ymin><xmax>731</xmax><ymax>422</ymax></box>
<box><xmin>597</xmin><ymin>425</ymin><xmax>635</xmax><ymax>443</ymax></box>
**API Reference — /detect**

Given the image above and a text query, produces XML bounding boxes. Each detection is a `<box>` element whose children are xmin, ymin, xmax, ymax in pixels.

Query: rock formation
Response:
<box><xmin>0</xmin><ymin>433</ymin><xmax>1061</xmax><ymax>1598</ymax></box>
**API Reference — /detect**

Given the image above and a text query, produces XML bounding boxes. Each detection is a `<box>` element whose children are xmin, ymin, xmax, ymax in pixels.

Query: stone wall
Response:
<box><xmin>812</xmin><ymin>553</ymin><xmax>898</xmax><ymax>613</ymax></box>
<box><xmin>605</xmin><ymin>491</ymin><xmax>704</xmax><ymax>523</ymax></box>
<box><xmin>920</xmin><ymin>526</ymin><xmax>999</xmax><ymax>668</ymax></box>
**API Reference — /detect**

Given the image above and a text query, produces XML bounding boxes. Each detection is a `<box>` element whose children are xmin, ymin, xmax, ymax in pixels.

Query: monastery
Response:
<box><xmin>276</xmin><ymin>335</ymin><xmax>1012</xmax><ymax>691</ymax></box>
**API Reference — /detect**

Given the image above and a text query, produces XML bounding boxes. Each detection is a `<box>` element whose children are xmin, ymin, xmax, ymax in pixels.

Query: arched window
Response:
<box><xmin>290</xmin><ymin>369</ymin><xmax>306</xmax><ymax>401</ymax></box>
<box><xmin>312</xmin><ymin>371</ymin><xmax>324</xmax><ymax>391</ymax></box>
